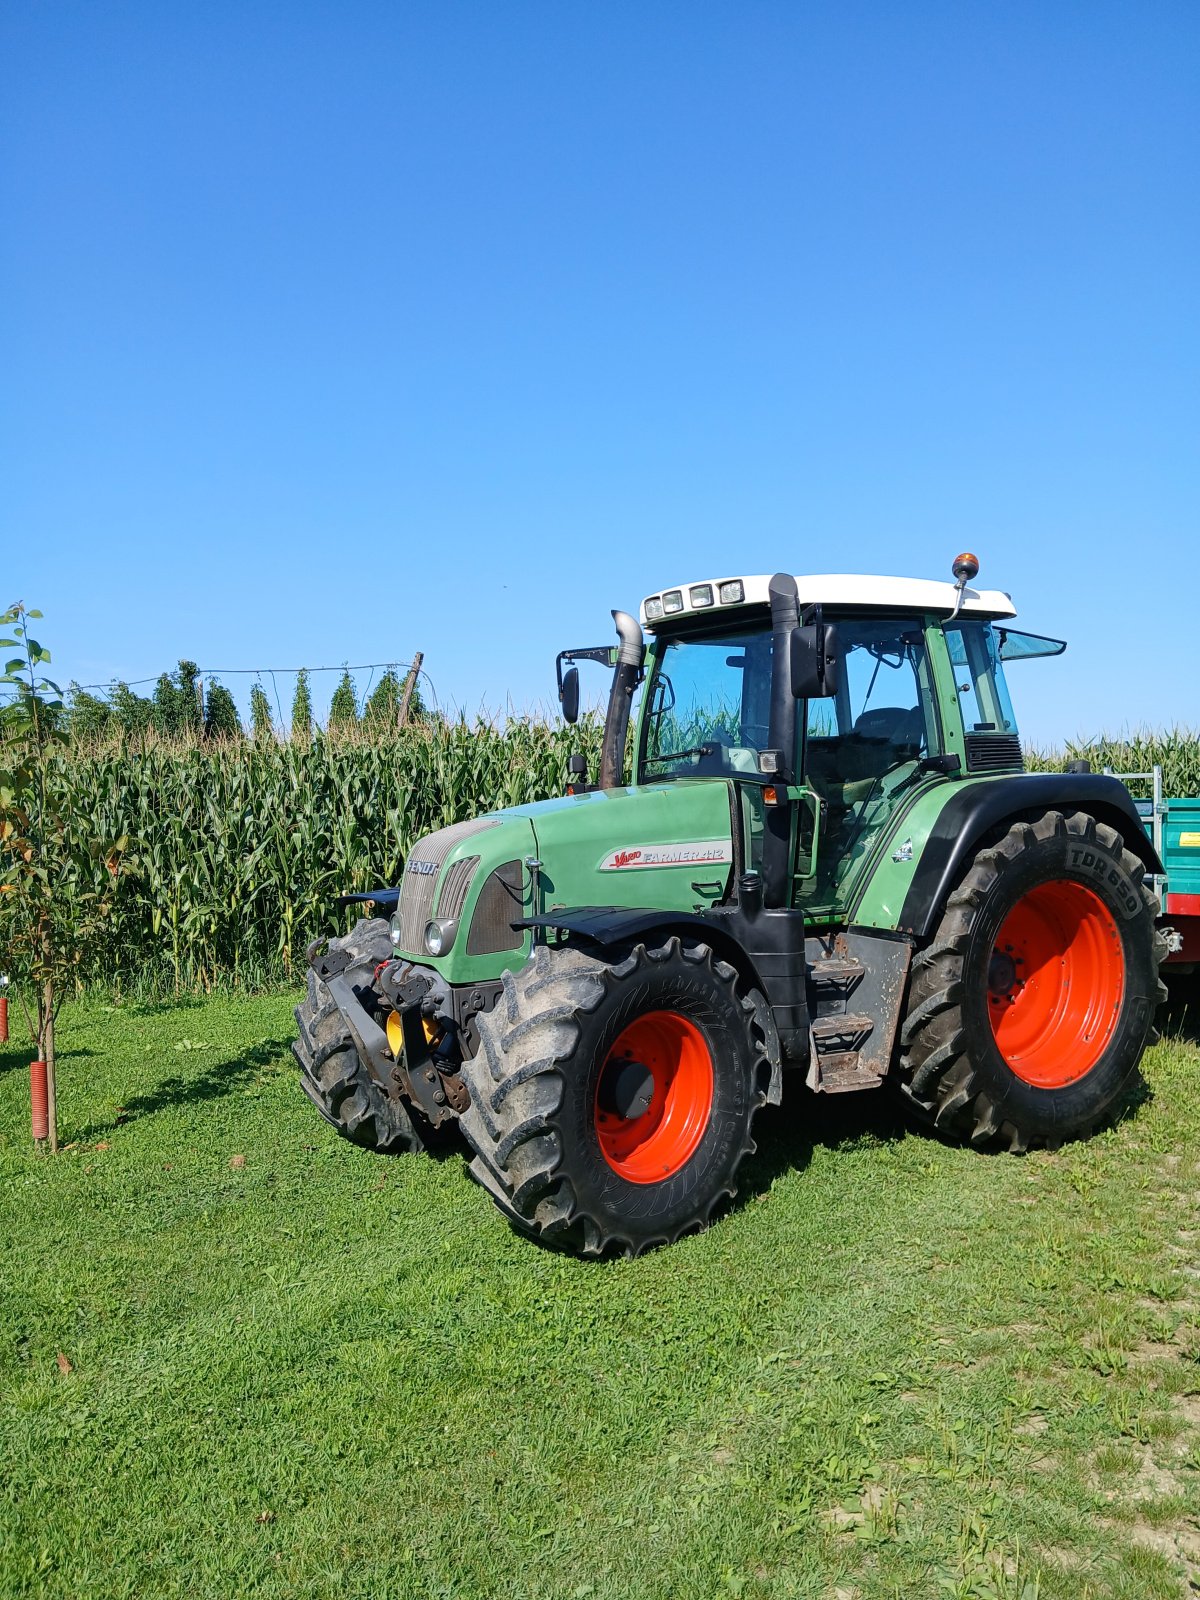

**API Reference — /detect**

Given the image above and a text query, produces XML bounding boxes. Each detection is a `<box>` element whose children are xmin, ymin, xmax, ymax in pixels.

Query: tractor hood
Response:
<box><xmin>396</xmin><ymin>780</ymin><xmax>736</xmax><ymax>983</ymax></box>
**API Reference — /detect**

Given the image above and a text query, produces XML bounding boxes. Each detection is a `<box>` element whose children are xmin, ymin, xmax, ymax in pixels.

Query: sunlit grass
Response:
<box><xmin>2</xmin><ymin>989</ymin><xmax>1198</xmax><ymax>1598</ymax></box>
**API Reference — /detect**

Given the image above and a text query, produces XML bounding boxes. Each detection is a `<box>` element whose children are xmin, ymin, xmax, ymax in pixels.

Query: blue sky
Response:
<box><xmin>2</xmin><ymin>1</ymin><xmax>1196</xmax><ymax>746</ymax></box>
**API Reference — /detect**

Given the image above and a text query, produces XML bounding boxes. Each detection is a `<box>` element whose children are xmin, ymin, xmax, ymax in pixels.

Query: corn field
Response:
<box><xmin>0</xmin><ymin>718</ymin><xmax>604</xmax><ymax>996</ymax></box>
<box><xmin>1025</xmin><ymin>727</ymin><xmax>1200</xmax><ymax>799</ymax></box>
<box><xmin>1</xmin><ymin>718</ymin><xmax>1195</xmax><ymax>998</ymax></box>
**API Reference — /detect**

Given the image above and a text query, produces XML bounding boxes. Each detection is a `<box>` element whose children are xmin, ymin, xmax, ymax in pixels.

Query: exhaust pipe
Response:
<box><xmin>762</xmin><ymin>573</ymin><xmax>800</xmax><ymax>908</ymax></box>
<box><xmin>598</xmin><ymin>610</ymin><xmax>645</xmax><ymax>790</ymax></box>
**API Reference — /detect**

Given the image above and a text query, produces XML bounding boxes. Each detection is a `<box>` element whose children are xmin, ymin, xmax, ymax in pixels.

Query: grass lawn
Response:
<box><xmin>1</xmin><ymin>987</ymin><xmax>1198</xmax><ymax>1600</ymax></box>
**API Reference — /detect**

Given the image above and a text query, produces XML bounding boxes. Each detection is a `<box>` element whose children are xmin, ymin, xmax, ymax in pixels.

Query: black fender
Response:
<box><xmin>898</xmin><ymin>774</ymin><xmax>1163</xmax><ymax>938</ymax></box>
<box><xmin>520</xmin><ymin>906</ymin><xmax>802</xmax><ymax>1089</ymax></box>
<box><xmin>521</xmin><ymin>906</ymin><xmax>720</xmax><ymax>948</ymax></box>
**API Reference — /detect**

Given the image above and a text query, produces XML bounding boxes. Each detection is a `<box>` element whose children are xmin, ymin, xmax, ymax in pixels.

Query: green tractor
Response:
<box><xmin>293</xmin><ymin>557</ymin><xmax>1167</xmax><ymax>1256</ymax></box>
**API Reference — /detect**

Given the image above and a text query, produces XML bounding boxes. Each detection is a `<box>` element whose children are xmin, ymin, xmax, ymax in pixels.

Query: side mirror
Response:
<box><xmin>791</xmin><ymin>623</ymin><xmax>840</xmax><ymax>699</ymax></box>
<box><xmin>560</xmin><ymin>665</ymin><xmax>580</xmax><ymax>724</ymax></box>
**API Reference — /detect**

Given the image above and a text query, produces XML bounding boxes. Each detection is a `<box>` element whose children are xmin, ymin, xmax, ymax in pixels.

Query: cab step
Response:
<box><xmin>804</xmin><ymin>932</ymin><xmax>913</xmax><ymax>1095</ymax></box>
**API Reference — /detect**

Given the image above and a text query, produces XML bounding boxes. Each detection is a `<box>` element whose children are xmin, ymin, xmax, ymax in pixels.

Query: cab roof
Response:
<box><xmin>639</xmin><ymin>573</ymin><xmax>1018</xmax><ymax>629</ymax></box>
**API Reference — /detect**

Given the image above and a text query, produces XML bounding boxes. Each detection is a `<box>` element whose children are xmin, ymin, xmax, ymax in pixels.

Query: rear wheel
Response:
<box><xmin>899</xmin><ymin>810</ymin><xmax>1165</xmax><ymax>1150</ymax></box>
<box><xmin>292</xmin><ymin>917</ymin><xmax>425</xmax><ymax>1154</ymax></box>
<box><xmin>458</xmin><ymin>938</ymin><xmax>772</xmax><ymax>1256</ymax></box>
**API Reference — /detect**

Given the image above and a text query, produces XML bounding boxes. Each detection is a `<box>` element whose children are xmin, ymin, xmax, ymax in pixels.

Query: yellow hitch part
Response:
<box><xmin>386</xmin><ymin>1011</ymin><xmax>403</xmax><ymax>1058</ymax></box>
<box><xmin>386</xmin><ymin>1010</ymin><xmax>440</xmax><ymax>1058</ymax></box>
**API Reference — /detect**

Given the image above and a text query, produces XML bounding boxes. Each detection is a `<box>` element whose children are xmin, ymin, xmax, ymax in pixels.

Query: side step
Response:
<box><xmin>805</xmin><ymin>933</ymin><xmax>912</xmax><ymax>1094</ymax></box>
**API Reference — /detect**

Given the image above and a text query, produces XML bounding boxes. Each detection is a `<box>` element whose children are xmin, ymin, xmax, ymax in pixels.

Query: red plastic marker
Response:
<box><xmin>31</xmin><ymin>1060</ymin><xmax>48</xmax><ymax>1142</ymax></box>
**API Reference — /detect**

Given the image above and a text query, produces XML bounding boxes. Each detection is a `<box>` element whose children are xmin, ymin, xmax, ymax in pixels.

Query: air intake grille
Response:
<box><xmin>965</xmin><ymin>733</ymin><xmax>1024</xmax><ymax>773</ymax></box>
<box><xmin>466</xmin><ymin>861</ymin><xmax>526</xmax><ymax>955</ymax></box>
<box><xmin>396</xmin><ymin>818</ymin><xmax>499</xmax><ymax>955</ymax></box>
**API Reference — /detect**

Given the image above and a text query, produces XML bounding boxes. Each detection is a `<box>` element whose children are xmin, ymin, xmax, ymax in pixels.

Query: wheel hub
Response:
<box><xmin>597</xmin><ymin>1058</ymin><xmax>656</xmax><ymax>1122</ymax></box>
<box><xmin>987</xmin><ymin>949</ymin><xmax>1020</xmax><ymax>1000</ymax></box>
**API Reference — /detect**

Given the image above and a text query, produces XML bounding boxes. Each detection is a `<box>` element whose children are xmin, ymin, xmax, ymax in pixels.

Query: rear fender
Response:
<box><xmin>899</xmin><ymin>774</ymin><xmax>1164</xmax><ymax>938</ymax></box>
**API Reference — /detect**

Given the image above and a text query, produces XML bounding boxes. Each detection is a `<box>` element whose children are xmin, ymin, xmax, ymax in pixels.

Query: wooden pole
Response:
<box><xmin>397</xmin><ymin>653</ymin><xmax>424</xmax><ymax>729</ymax></box>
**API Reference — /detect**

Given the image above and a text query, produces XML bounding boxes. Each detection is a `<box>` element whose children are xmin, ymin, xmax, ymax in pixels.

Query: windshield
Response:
<box><xmin>639</xmin><ymin>627</ymin><xmax>773</xmax><ymax>780</ymax></box>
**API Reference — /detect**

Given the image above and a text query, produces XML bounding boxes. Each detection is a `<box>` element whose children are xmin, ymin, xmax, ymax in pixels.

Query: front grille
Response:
<box><xmin>437</xmin><ymin>855</ymin><xmax>481</xmax><ymax>921</ymax></box>
<box><xmin>965</xmin><ymin>733</ymin><xmax>1024</xmax><ymax>773</ymax></box>
<box><xmin>397</xmin><ymin>818</ymin><xmax>499</xmax><ymax>954</ymax></box>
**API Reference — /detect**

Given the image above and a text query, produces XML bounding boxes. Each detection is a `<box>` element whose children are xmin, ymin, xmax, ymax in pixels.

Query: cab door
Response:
<box><xmin>795</xmin><ymin>616</ymin><xmax>941</xmax><ymax>920</ymax></box>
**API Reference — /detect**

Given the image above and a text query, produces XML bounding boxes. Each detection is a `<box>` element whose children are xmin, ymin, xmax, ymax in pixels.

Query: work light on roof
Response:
<box><xmin>644</xmin><ymin>596</ymin><xmax>665</xmax><ymax>621</ymax></box>
<box><xmin>718</xmin><ymin>580</ymin><xmax>744</xmax><ymax>605</ymax></box>
<box><xmin>662</xmin><ymin>590</ymin><xmax>684</xmax><ymax>614</ymax></box>
<box><xmin>689</xmin><ymin>584</ymin><xmax>714</xmax><ymax>608</ymax></box>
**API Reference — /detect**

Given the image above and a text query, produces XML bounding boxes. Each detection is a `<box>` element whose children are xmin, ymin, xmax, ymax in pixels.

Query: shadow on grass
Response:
<box><xmin>741</xmin><ymin>1081</ymin><xmax>910</xmax><ymax>1196</ymax></box>
<box><xmin>74</xmin><ymin>1036</ymin><xmax>294</xmax><ymax>1140</ymax></box>
<box><xmin>0</xmin><ymin>1043</ymin><xmax>96</xmax><ymax>1077</ymax></box>
<box><xmin>1163</xmin><ymin>970</ymin><xmax>1200</xmax><ymax>1046</ymax></box>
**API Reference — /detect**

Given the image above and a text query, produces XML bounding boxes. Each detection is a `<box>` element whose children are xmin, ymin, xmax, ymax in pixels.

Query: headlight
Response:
<box><xmin>389</xmin><ymin>913</ymin><xmax>403</xmax><ymax>946</ymax></box>
<box><xmin>424</xmin><ymin>918</ymin><xmax>458</xmax><ymax>957</ymax></box>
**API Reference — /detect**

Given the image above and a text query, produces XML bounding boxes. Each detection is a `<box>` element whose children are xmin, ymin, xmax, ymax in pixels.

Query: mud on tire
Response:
<box><xmin>899</xmin><ymin>810</ymin><xmax>1167</xmax><ymax>1151</ymax></box>
<box><xmin>458</xmin><ymin>938</ymin><xmax>773</xmax><ymax>1257</ymax></box>
<box><xmin>292</xmin><ymin>916</ymin><xmax>425</xmax><ymax>1155</ymax></box>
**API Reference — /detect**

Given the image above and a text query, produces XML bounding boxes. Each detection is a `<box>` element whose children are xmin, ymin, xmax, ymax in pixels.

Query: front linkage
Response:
<box><xmin>306</xmin><ymin>936</ymin><xmax>469</xmax><ymax>1133</ymax></box>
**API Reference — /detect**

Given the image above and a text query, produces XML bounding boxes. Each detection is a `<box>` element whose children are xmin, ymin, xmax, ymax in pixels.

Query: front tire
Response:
<box><xmin>292</xmin><ymin>917</ymin><xmax>425</xmax><ymax>1155</ymax></box>
<box><xmin>899</xmin><ymin>810</ymin><xmax>1165</xmax><ymax>1150</ymax></box>
<box><xmin>458</xmin><ymin>939</ymin><xmax>772</xmax><ymax>1256</ymax></box>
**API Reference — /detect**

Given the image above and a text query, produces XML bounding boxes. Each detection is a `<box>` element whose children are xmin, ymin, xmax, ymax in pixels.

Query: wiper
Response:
<box><xmin>644</xmin><ymin>742</ymin><xmax>721</xmax><ymax>767</ymax></box>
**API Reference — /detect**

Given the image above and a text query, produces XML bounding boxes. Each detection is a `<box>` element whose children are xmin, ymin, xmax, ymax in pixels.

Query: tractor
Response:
<box><xmin>293</xmin><ymin>557</ymin><xmax>1167</xmax><ymax>1256</ymax></box>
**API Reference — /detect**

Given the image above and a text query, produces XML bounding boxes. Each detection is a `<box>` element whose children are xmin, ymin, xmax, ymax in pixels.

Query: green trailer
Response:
<box><xmin>1110</xmin><ymin>764</ymin><xmax>1200</xmax><ymax>969</ymax></box>
<box><xmin>294</xmin><ymin>556</ymin><xmax>1167</xmax><ymax>1256</ymax></box>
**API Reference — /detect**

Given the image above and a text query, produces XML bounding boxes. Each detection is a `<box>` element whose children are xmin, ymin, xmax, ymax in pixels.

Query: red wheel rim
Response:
<box><xmin>594</xmin><ymin>1011</ymin><xmax>714</xmax><ymax>1183</ymax></box>
<box><xmin>987</xmin><ymin>879</ymin><xmax>1125</xmax><ymax>1088</ymax></box>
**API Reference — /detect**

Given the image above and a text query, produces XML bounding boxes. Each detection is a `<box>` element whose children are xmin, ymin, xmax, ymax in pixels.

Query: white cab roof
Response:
<box><xmin>639</xmin><ymin>573</ymin><xmax>1017</xmax><ymax>628</ymax></box>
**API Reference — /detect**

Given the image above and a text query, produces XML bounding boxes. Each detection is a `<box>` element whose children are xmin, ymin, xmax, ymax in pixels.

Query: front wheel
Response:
<box><xmin>458</xmin><ymin>939</ymin><xmax>772</xmax><ymax>1256</ymax></box>
<box><xmin>899</xmin><ymin>810</ymin><xmax>1165</xmax><ymax>1150</ymax></box>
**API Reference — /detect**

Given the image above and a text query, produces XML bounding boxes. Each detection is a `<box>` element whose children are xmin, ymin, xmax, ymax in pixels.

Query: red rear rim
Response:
<box><xmin>987</xmin><ymin>879</ymin><xmax>1125</xmax><ymax>1088</ymax></box>
<box><xmin>594</xmin><ymin>1011</ymin><xmax>714</xmax><ymax>1183</ymax></box>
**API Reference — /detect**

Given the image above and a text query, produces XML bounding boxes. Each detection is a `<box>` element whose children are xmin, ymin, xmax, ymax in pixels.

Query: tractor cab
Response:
<box><xmin>567</xmin><ymin>566</ymin><xmax>1066</xmax><ymax>930</ymax></box>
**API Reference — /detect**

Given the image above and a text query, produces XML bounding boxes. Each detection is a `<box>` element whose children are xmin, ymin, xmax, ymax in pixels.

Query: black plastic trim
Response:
<box><xmin>898</xmin><ymin>774</ymin><xmax>1164</xmax><ymax>938</ymax></box>
<box><xmin>336</xmin><ymin>888</ymin><xmax>399</xmax><ymax>913</ymax></box>
<box><xmin>521</xmin><ymin>902</ymin><xmax>811</xmax><ymax>1064</ymax></box>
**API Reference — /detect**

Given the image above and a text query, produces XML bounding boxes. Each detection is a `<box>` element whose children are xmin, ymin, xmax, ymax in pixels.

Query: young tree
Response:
<box><xmin>291</xmin><ymin>670</ymin><xmax>313</xmax><ymax>744</ymax></box>
<box><xmin>363</xmin><ymin>668</ymin><xmax>401</xmax><ymax>733</ymax></box>
<box><xmin>0</xmin><ymin>605</ymin><xmax>129</xmax><ymax>1150</ymax></box>
<box><xmin>110</xmin><ymin>681</ymin><xmax>154</xmax><ymax>736</ymax></box>
<box><xmin>153</xmin><ymin>660</ymin><xmax>201</xmax><ymax>737</ymax></box>
<box><xmin>203</xmin><ymin>680</ymin><xmax>241</xmax><ymax>741</ymax></box>
<box><xmin>327</xmin><ymin>669</ymin><xmax>358</xmax><ymax>734</ymax></box>
<box><xmin>249</xmin><ymin>682</ymin><xmax>274</xmax><ymax>743</ymax></box>
<box><xmin>66</xmin><ymin>683</ymin><xmax>112</xmax><ymax>744</ymax></box>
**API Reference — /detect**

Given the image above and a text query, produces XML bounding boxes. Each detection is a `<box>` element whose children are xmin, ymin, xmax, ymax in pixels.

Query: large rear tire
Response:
<box><xmin>292</xmin><ymin>917</ymin><xmax>425</xmax><ymax>1154</ymax></box>
<box><xmin>458</xmin><ymin>938</ymin><xmax>772</xmax><ymax>1256</ymax></box>
<box><xmin>899</xmin><ymin>810</ymin><xmax>1166</xmax><ymax>1150</ymax></box>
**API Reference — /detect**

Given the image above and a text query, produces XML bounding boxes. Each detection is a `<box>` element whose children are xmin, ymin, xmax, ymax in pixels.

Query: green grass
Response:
<box><xmin>2</xmin><ymin>993</ymin><xmax>1199</xmax><ymax>1599</ymax></box>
